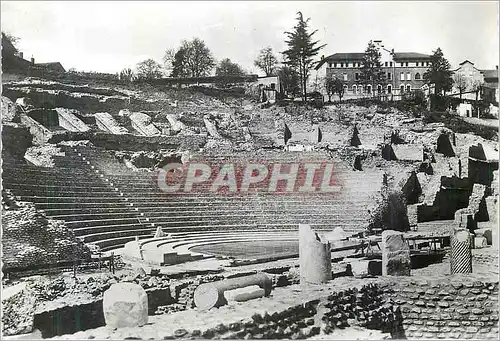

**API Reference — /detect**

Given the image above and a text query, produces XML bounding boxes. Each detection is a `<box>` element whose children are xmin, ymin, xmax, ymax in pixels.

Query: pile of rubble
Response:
<box><xmin>1</xmin><ymin>193</ymin><xmax>90</xmax><ymax>269</ymax></box>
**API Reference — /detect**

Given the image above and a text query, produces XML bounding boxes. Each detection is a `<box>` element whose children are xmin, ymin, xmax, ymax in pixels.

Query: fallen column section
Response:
<box><xmin>193</xmin><ymin>273</ymin><xmax>272</xmax><ymax>310</ymax></box>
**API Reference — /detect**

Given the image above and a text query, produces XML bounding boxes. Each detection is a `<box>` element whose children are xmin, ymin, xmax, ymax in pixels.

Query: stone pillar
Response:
<box><xmin>299</xmin><ymin>224</ymin><xmax>332</xmax><ymax>284</ymax></box>
<box><xmin>486</xmin><ymin>196</ymin><xmax>498</xmax><ymax>249</ymax></box>
<box><xmin>450</xmin><ymin>228</ymin><xmax>472</xmax><ymax>274</ymax></box>
<box><xmin>381</xmin><ymin>230</ymin><xmax>411</xmax><ymax>276</ymax></box>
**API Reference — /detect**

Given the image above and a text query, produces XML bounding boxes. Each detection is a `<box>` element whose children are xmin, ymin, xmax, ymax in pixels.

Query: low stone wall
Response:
<box><xmin>53</xmin><ymin>278</ymin><xmax>403</xmax><ymax>340</ymax></box>
<box><xmin>383</xmin><ymin>276</ymin><xmax>499</xmax><ymax>339</ymax></box>
<box><xmin>90</xmin><ymin>132</ymin><xmax>207</xmax><ymax>151</ymax></box>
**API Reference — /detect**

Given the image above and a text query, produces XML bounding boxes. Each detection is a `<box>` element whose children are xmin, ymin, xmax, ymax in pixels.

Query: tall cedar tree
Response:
<box><xmin>360</xmin><ymin>40</ymin><xmax>385</xmax><ymax>93</ymax></box>
<box><xmin>283</xmin><ymin>12</ymin><xmax>326</xmax><ymax>102</ymax></box>
<box><xmin>423</xmin><ymin>48</ymin><xmax>453</xmax><ymax>95</ymax></box>
<box><xmin>254</xmin><ymin>47</ymin><xmax>278</xmax><ymax>76</ymax></box>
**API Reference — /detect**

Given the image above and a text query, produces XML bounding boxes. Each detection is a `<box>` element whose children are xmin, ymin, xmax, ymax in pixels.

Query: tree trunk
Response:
<box><xmin>302</xmin><ymin>63</ymin><xmax>307</xmax><ymax>104</ymax></box>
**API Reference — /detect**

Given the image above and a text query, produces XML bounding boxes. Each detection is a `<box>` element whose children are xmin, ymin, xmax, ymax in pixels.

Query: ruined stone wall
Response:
<box><xmin>1</xmin><ymin>123</ymin><xmax>33</xmax><ymax>157</ymax></box>
<box><xmin>90</xmin><ymin>132</ymin><xmax>206</xmax><ymax>152</ymax></box>
<box><xmin>1</xmin><ymin>197</ymin><xmax>91</xmax><ymax>269</ymax></box>
<box><xmin>383</xmin><ymin>276</ymin><xmax>499</xmax><ymax>339</ymax></box>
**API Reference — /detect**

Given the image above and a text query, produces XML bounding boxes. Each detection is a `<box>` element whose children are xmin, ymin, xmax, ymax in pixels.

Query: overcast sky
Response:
<box><xmin>2</xmin><ymin>1</ymin><xmax>498</xmax><ymax>75</ymax></box>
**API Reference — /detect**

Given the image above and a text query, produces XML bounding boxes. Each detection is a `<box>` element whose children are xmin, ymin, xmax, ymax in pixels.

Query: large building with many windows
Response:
<box><xmin>312</xmin><ymin>41</ymin><xmax>431</xmax><ymax>99</ymax></box>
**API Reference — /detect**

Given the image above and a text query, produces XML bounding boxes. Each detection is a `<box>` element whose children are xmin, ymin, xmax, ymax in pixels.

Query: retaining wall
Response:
<box><xmin>383</xmin><ymin>276</ymin><xmax>499</xmax><ymax>339</ymax></box>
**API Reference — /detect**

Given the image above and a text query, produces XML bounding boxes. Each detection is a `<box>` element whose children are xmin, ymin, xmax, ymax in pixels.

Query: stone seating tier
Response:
<box><xmin>2</xmin><ymin>145</ymin><xmax>384</xmax><ymax>251</ymax></box>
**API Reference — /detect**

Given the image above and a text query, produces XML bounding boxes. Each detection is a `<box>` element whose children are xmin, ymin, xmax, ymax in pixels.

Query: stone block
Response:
<box><xmin>347</xmin><ymin>259</ymin><xmax>382</xmax><ymax>277</ymax></box>
<box><xmin>299</xmin><ymin>224</ymin><xmax>332</xmax><ymax>284</ymax></box>
<box><xmin>474</xmin><ymin>236</ymin><xmax>488</xmax><ymax>249</ymax></box>
<box><xmin>475</xmin><ymin>228</ymin><xmax>493</xmax><ymax>245</ymax></box>
<box><xmin>381</xmin><ymin>230</ymin><xmax>411</xmax><ymax>276</ymax></box>
<box><xmin>224</xmin><ymin>285</ymin><xmax>265</xmax><ymax>303</ymax></box>
<box><xmin>103</xmin><ymin>283</ymin><xmax>148</xmax><ymax>328</ymax></box>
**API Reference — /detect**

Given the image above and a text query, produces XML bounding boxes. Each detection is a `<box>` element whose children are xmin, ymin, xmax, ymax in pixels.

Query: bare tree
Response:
<box><xmin>254</xmin><ymin>47</ymin><xmax>278</xmax><ymax>76</ymax></box>
<box><xmin>453</xmin><ymin>73</ymin><xmax>469</xmax><ymax>99</ymax></box>
<box><xmin>471</xmin><ymin>80</ymin><xmax>484</xmax><ymax>117</ymax></box>
<box><xmin>324</xmin><ymin>74</ymin><xmax>335</xmax><ymax>102</ymax></box>
<box><xmin>135</xmin><ymin>59</ymin><xmax>163</xmax><ymax>80</ymax></box>
<box><xmin>163</xmin><ymin>48</ymin><xmax>176</xmax><ymax>74</ymax></box>
<box><xmin>334</xmin><ymin>78</ymin><xmax>346</xmax><ymax>103</ymax></box>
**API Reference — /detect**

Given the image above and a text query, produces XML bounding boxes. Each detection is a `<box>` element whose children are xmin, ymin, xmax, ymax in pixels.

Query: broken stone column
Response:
<box><xmin>193</xmin><ymin>273</ymin><xmax>272</xmax><ymax>310</ymax></box>
<box><xmin>223</xmin><ymin>285</ymin><xmax>265</xmax><ymax>303</ymax></box>
<box><xmin>450</xmin><ymin>228</ymin><xmax>472</xmax><ymax>274</ymax></box>
<box><xmin>299</xmin><ymin>224</ymin><xmax>332</xmax><ymax>284</ymax></box>
<box><xmin>103</xmin><ymin>283</ymin><xmax>148</xmax><ymax>328</ymax></box>
<box><xmin>381</xmin><ymin>230</ymin><xmax>411</xmax><ymax>276</ymax></box>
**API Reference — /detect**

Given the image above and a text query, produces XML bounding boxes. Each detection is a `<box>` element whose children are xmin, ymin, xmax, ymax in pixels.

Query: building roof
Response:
<box><xmin>480</xmin><ymin>69</ymin><xmax>498</xmax><ymax>80</ymax></box>
<box><xmin>34</xmin><ymin>62</ymin><xmax>66</xmax><ymax>73</ymax></box>
<box><xmin>459</xmin><ymin>60</ymin><xmax>474</xmax><ymax>66</ymax></box>
<box><xmin>315</xmin><ymin>53</ymin><xmax>365</xmax><ymax>69</ymax></box>
<box><xmin>392</xmin><ymin>52</ymin><xmax>431</xmax><ymax>61</ymax></box>
<box><xmin>316</xmin><ymin>51</ymin><xmax>431</xmax><ymax>69</ymax></box>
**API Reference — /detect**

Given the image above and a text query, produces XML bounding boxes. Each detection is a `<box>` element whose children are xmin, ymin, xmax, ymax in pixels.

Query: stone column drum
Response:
<box><xmin>299</xmin><ymin>224</ymin><xmax>332</xmax><ymax>284</ymax></box>
<box><xmin>450</xmin><ymin>229</ymin><xmax>472</xmax><ymax>274</ymax></box>
<box><xmin>381</xmin><ymin>230</ymin><xmax>411</xmax><ymax>276</ymax></box>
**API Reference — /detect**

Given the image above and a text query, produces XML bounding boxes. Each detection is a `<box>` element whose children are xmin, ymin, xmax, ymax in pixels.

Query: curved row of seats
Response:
<box><xmin>2</xmin><ymin>144</ymin><xmax>384</xmax><ymax>252</ymax></box>
<box><xmin>129</xmin><ymin>230</ymin><xmax>299</xmax><ymax>265</ymax></box>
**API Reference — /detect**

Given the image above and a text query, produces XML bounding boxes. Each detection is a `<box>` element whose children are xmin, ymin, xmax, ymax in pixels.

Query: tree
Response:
<box><xmin>453</xmin><ymin>73</ymin><xmax>469</xmax><ymax>99</ymax></box>
<box><xmin>324</xmin><ymin>74</ymin><xmax>336</xmax><ymax>102</ymax></box>
<box><xmin>163</xmin><ymin>48</ymin><xmax>176</xmax><ymax>74</ymax></box>
<box><xmin>216</xmin><ymin>58</ymin><xmax>245</xmax><ymax>76</ymax></box>
<box><xmin>168</xmin><ymin>38</ymin><xmax>216</xmax><ymax>78</ymax></box>
<box><xmin>254</xmin><ymin>47</ymin><xmax>278</xmax><ymax>76</ymax></box>
<box><xmin>471</xmin><ymin>80</ymin><xmax>484</xmax><ymax>117</ymax></box>
<box><xmin>276</xmin><ymin>66</ymin><xmax>300</xmax><ymax>97</ymax></box>
<box><xmin>215</xmin><ymin>58</ymin><xmax>246</xmax><ymax>88</ymax></box>
<box><xmin>135</xmin><ymin>59</ymin><xmax>163</xmax><ymax>80</ymax></box>
<box><xmin>283</xmin><ymin>12</ymin><xmax>326</xmax><ymax>103</ymax></box>
<box><xmin>360</xmin><ymin>40</ymin><xmax>384</xmax><ymax>93</ymax></box>
<box><xmin>333</xmin><ymin>78</ymin><xmax>346</xmax><ymax>103</ymax></box>
<box><xmin>2</xmin><ymin>31</ymin><xmax>19</xmax><ymax>50</ymax></box>
<box><xmin>423</xmin><ymin>48</ymin><xmax>453</xmax><ymax>95</ymax></box>
<box><xmin>119</xmin><ymin>68</ymin><xmax>135</xmax><ymax>82</ymax></box>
